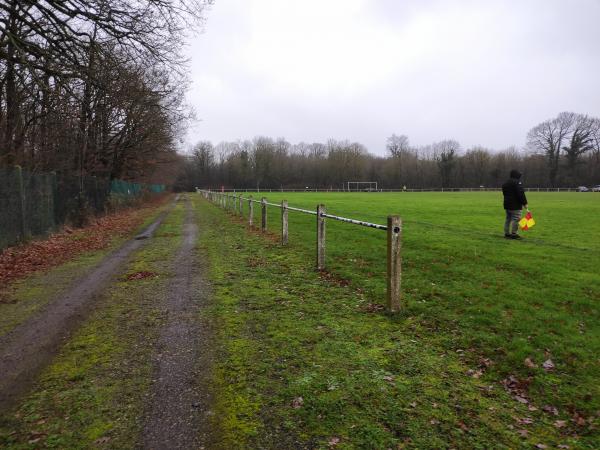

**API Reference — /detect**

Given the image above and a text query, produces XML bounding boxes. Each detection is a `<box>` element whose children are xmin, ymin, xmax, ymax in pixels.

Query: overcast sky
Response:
<box><xmin>182</xmin><ymin>0</ymin><xmax>600</xmax><ymax>155</ymax></box>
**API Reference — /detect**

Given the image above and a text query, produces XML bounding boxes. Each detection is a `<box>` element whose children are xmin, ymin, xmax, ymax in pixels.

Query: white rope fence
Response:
<box><xmin>197</xmin><ymin>189</ymin><xmax>404</xmax><ymax>313</ymax></box>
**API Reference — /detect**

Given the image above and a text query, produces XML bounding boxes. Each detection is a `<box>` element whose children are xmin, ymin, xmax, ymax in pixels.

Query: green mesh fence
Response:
<box><xmin>0</xmin><ymin>167</ymin><xmax>166</xmax><ymax>250</ymax></box>
<box><xmin>0</xmin><ymin>167</ymin><xmax>25</xmax><ymax>249</ymax></box>
<box><xmin>110</xmin><ymin>179</ymin><xmax>165</xmax><ymax>195</ymax></box>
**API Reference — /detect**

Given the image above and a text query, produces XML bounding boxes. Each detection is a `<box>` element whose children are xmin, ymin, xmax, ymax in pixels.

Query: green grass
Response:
<box><xmin>0</xmin><ymin>201</ymin><xmax>187</xmax><ymax>449</ymax></box>
<box><xmin>199</xmin><ymin>192</ymin><xmax>599</xmax><ymax>449</ymax></box>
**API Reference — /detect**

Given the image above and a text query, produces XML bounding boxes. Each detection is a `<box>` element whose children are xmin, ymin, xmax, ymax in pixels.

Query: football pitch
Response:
<box><xmin>203</xmin><ymin>191</ymin><xmax>600</xmax><ymax>447</ymax></box>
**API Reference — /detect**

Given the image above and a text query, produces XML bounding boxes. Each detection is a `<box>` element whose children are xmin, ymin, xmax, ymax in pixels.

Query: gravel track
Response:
<box><xmin>142</xmin><ymin>197</ymin><xmax>214</xmax><ymax>449</ymax></box>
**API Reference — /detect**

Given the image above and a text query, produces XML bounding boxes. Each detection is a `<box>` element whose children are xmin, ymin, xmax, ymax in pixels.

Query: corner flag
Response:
<box><xmin>519</xmin><ymin>211</ymin><xmax>535</xmax><ymax>231</ymax></box>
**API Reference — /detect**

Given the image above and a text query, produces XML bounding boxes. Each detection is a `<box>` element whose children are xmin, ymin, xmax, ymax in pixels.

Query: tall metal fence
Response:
<box><xmin>0</xmin><ymin>166</ymin><xmax>166</xmax><ymax>250</ymax></box>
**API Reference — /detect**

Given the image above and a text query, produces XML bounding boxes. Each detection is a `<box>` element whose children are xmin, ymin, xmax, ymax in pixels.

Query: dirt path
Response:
<box><xmin>142</xmin><ymin>197</ymin><xmax>214</xmax><ymax>449</ymax></box>
<box><xmin>0</xmin><ymin>207</ymin><xmax>172</xmax><ymax>412</ymax></box>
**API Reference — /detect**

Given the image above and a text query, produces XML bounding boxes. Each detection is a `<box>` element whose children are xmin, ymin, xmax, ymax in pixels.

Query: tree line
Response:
<box><xmin>177</xmin><ymin>112</ymin><xmax>600</xmax><ymax>191</ymax></box>
<box><xmin>0</xmin><ymin>0</ymin><xmax>210</xmax><ymax>183</ymax></box>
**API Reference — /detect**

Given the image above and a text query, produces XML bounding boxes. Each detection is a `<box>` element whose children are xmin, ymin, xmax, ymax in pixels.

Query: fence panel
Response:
<box><xmin>23</xmin><ymin>170</ymin><xmax>55</xmax><ymax>239</ymax></box>
<box><xmin>0</xmin><ymin>167</ymin><xmax>25</xmax><ymax>249</ymax></box>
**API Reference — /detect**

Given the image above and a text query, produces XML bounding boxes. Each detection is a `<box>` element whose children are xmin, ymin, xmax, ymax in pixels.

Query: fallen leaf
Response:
<box><xmin>517</xmin><ymin>429</ymin><xmax>528</xmax><ymax>438</ymax></box>
<box><xmin>479</xmin><ymin>357</ymin><xmax>493</xmax><ymax>368</ymax></box>
<box><xmin>535</xmin><ymin>444</ymin><xmax>548</xmax><ymax>449</ymax></box>
<box><xmin>528</xmin><ymin>405</ymin><xmax>538</xmax><ymax>412</ymax></box>
<box><xmin>554</xmin><ymin>420</ymin><xmax>567</xmax><ymax>428</ymax></box>
<box><xmin>558</xmin><ymin>445</ymin><xmax>570</xmax><ymax>449</ymax></box>
<box><xmin>467</xmin><ymin>369</ymin><xmax>483</xmax><ymax>378</ymax></box>
<box><xmin>514</xmin><ymin>395</ymin><xmax>529</xmax><ymax>404</ymax></box>
<box><xmin>572</xmin><ymin>413</ymin><xmax>586</xmax><ymax>426</ymax></box>
<box><xmin>501</xmin><ymin>375</ymin><xmax>531</xmax><ymax>399</ymax></box>
<box><xmin>95</xmin><ymin>436</ymin><xmax>111</xmax><ymax>444</ymax></box>
<box><xmin>409</xmin><ymin>402</ymin><xmax>417</xmax><ymax>408</ymax></box>
<box><xmin>430</xmin><ymin>419</ymin><xmax>440</xmax><ymax>425</ymax></box>
<box><xmin>291</xmin><ymin>397</ymin><xmax>304</xmax><ymax>409</ymax></box>
<box><xmin>383</xmin><ymin>375</ymin><xmax>394</xmax><ymax>382</ymax></box>
<box><xmin>125</xmin><ymin>271</ymin><xmax>158</xmax><ymax>281</ymax></box>
<box><xmin>515</xmin><ymin>417</ymin><xmax>534</xmax><ymax>425</ymax></box>
<box><xmin>542</xmin><ymin>359</ymin><xmax>555</xmax><ymax>371</ymax></box>
<box><xmin>328</xmin><ymin>436</ymin><xmax>341</xmax><ymax>446</ymax></box>
<box><xmin>524</xmin><ymin>357</ymin><xmax>537</xmax><ymax>368</ymax></box>
<box><xmin>543</xmin><ymin>405</ymin><xmax>559</xmax><ymax>416</ymax></box>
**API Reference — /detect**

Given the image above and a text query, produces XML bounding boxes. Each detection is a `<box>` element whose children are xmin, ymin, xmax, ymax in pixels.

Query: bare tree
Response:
<box><xmin>562</xmin><ymin>114</ymin><xmax>596</xmax><ymax>179</ymax></box>
<box><xmin>0</xmin><ymin>0</ymin><xmax>211</xmax><ymax>171</ymax></box>
<box><xmin>527</xmin><ymin>112</ymin><xmax>574</xmax><ymax>187</ymax></box>
<box><xmin>433</xmin><ymin>139</ymin><xmax>460</xmax><ymax>188</ymax></box>
<box><xmin>386</xmin><ymin>134</ymin><xmax>410</xmax><ymax>157</ymax></box>
<box><xmin>176</xmin><ymin>113</ymin><xmax>600</xmax><ymax>190</ymax></box>
<box><xmin>460</xmin><ymin>147</ymin><xmax>491</xmax><ymax>187</ymax></box>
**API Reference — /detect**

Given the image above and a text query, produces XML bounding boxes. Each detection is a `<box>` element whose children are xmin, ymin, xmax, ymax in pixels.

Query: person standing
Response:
<box><xmin>502</xmin><ymin>169</ymin><xmax>528</xmax><ymax>239</ymax></box>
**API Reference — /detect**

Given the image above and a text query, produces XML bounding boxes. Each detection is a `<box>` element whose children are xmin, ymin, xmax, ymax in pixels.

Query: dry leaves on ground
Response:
<box><xmin>0</xmin><ymin>198</ymin><xmax>167</xmax><ymax>287</ymax></box>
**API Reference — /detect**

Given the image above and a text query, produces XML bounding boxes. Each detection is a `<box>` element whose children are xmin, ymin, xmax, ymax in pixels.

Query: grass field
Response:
<box><xmin>201</xmin><ymin>191</ymin><xmax>600</xmax><ymax>448</ymax></box>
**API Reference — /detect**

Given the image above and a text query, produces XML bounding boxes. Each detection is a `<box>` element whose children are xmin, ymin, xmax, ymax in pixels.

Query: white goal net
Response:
<box><xmin>346</xmin><ymin>181</ymin><xmax>378</xmax><ymax>192</ymax></box>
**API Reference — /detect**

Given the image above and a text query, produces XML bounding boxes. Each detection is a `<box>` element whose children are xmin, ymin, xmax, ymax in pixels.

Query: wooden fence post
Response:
<box><xmin>248</xmin><ymin>196</ymin><xmax>254</xmax><ymax>226</ymax></box>
<box><xmin>261</xmin><ymin>197</ymin><xmax>267</xmax><ymax>232</ymax></box>
<box><xmin>239</xmin><ymin>194</ymin><xmax>243</xmax><ymax>215</ymax></box>
<box><xmin>387</xmin><ymin>215</ymin><xmax>403</xmax><ymax>313</ymax></box>
<box><xmin>281</xmin><ymin>200</ymin><xmax>288</xmax><ymax>245</ymax></box>
<box><xmin>316</xmin><ymin>204</ymin><xmax>326</xmax><ymax>270</ymax></box>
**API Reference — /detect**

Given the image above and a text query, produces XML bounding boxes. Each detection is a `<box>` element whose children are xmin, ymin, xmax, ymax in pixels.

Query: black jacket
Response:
<box><xmin>502</xmin><ymin>178</ymin><xmax>528</xmax><ymax>210</ymax></box>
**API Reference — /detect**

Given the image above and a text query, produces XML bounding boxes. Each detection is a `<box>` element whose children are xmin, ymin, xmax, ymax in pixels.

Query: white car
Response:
<box><xmin>592</xmin><ymin>185</ymin><xmax>600</xmax><ymax>192</ymax></box>
<box><xmin>576</xmin><ymin>186</ymin><xmax>589</xmax><ymax>192</ymax></box>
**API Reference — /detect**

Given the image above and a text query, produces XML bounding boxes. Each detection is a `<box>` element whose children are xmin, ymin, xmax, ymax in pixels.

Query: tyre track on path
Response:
<box><xmin>142</xmin><ymin>196</ymin><xmax>213</xmax><ymax>449</ymax></box>
<box><xmin>0</xmin><ymin>203</ymin><xmax>173</xmax><ymax>412</ymax></box>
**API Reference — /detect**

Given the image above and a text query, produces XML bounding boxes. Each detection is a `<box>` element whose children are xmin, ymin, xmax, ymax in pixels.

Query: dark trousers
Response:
<box><xmin>504</xmin><ymin>209</ymin><xmax>522</xmax><ymax>235</ymax></box>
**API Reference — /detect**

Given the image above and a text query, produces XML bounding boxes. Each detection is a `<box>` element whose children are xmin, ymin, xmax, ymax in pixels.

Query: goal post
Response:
<box><xmin>346</xmin><ymin>181</ymin><xmax>378</xmax><ymax>192</ymax></box>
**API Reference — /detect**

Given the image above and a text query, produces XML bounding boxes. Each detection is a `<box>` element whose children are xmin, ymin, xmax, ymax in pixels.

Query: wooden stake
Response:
<box><xmin>317</xmin><ymin>204</ymin><xmax>326</xmax><ymax>270</ymax></box>
<box><xmin>281</xmin><ymin>200</ymin><xmax>288</xmax><ymax>245</ymax></box>
<box><xmin>386</xmin><ymin>215</ymin><xmax>403</xmax><ymax>313</ymax></box>
<box><xmin>261</xmin><ymin>197</ymin><xmax>267</xmax><ymax>232</ymax></box>
<box><xmin>248</xmin><ymin>196</ymin><xmax>254</xmax><ymax>226</ymax></box>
